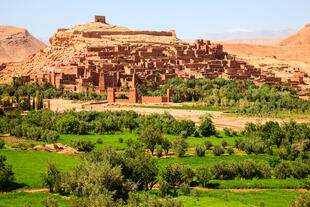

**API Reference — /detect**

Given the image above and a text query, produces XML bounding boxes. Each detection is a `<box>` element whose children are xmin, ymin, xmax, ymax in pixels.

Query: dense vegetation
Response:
<box><xmin>0</xmin><ymin>79</ymin><xmax>106</xmax><ymax>110</ymax></box>
<box><xmin>140</xmin><ymin>78</ymin><xmax>310</xmax><ymax>116</ymax></box>
<box><xmin>1</xmin><ymin>108</ymin><xmax>310</xmax><ymax>206</ymax></box>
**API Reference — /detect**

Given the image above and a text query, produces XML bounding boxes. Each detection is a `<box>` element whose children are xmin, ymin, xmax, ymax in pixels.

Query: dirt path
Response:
<box><xmin>13</xmin><ymin>188</ymin><xmax>49</xmax><ymax>193</ymax></box>
<box><xmin>0</xmin><ymin>134</ymin><xmax>38</xmax><ymax>145</ymax></box>
<box><xmin>9</xmin><ymin>187</ymin><xmax>310</xmax><ymax>194</ymax></box>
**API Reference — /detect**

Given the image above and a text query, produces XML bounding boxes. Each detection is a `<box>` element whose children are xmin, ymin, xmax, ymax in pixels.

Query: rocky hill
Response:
<box><xmin>279</xmin><ymin>23</ymin><xmax>310</xmax><ymax>46</ymax></box>
<box><xmin>0</xmin><ymin>16</ymin><xmax>309</xmax><ymax>91</ymax></box>
<box><xmin>0</xmin><ymin>26</ymin><xmax>46</xmax><ymax>62</ymax></box>
<box><xmin>0</xmin><ymin>17</ymin><xmax>183</xmax><ymax>82</ymax></box>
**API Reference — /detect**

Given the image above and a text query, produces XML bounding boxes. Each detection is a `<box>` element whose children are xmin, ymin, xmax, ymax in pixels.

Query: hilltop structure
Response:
<box><xmin>6</xmin><ymin>16</ymin><xmax>306</xmax><ymax>103</ymax></box>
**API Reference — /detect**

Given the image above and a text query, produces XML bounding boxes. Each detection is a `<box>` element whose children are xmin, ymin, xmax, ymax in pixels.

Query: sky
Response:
<box><xmin>1</xmin><ymin>0</ymin><xmax>310</xmax><ymax>42</ymax></box>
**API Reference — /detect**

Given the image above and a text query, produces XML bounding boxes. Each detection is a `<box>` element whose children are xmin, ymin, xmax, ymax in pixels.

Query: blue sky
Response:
<box><xmin>1</xmin><ymin>0</ymin><xmax>309</xmax><ymax>41</ymax></box>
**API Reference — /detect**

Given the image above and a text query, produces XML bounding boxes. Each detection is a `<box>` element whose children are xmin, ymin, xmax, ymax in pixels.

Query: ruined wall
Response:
<box><xmin>140</xmin><ymin>96</ymin><xmax>167</xmax><ymax>103</ymax></box>
<box><xmin>82</xmin><ymin>31</ymin><xmax>174</xmax><ymax>38</ymax></box>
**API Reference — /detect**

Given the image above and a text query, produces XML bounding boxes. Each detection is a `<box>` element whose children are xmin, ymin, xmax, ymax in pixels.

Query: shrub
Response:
<box><xmin>40</xmin><ymin>197</ymin><xmax>59</xmax><ymax>207</ymax></box>
<box><xmin>234</xmin><ymin>138</ymin><xmax>243</xmax><ymax>149</ymax></box>
<box><xmin>56</xmin><ymin>115</ymin><xmax>80</xmax><ymax>134</ymax></box>
<box><xmin>97</xmin><ymin>138</ymin><xmax>103</xmax><ymax>144</ymax></box>
<box><xmin>11</xmin><ymin>125</ymin><xmax>23</xmax><ymax>138</ymax></box>
<box><xmin>213</xmin><ymin>145</ymin><xmax>224</xmax><ymax>156</ymax></box>
<box><xmin>41</xmin><ymin>161</ymin><xmax>62</xmax><ymax>193</ymax></box>
<box><xmin>179</xmin><ymin>131</ymin><xmax>188</xmax><ymax>139</ymax></box>
<box><xmin>227</xmin><ymin>148</ymin><xmax>234</xmax><ymax>155</ymax></box>
<box><xmin>156</xmin><ymin>145</ymin><xmax>163</xmax><ymax>158</ymax></box>
<box><xmin>53</xmin><ymin>144</ymin><xmax>59</xmax><ymax>150</ymax></box>
<box><xmin>274</xmin><ymin>162</ymin><xmax>292</xmax><ymax>179</ymax></box>
<box><xmin>180</xmin><ymin>183</ymin><xmax>190</xmax><ymax>196</ymax></box>
<box><xmin>195</xmin><ymin>167</ymin><xmax>211</xmax><ymax>187</ymax></box>
<box><xmin>0</xmin><ymin>139</ymin><xmax>4</xmax><ymax>149</ymax></box>
<box><xmin>223</xmin><ymin>127</ymin><xmax>231</xmax><ymax>136</ymax></box>
<box><xmin>204</xmin><ymin>140</ymin><xmax>212</xmax><ymax>150</ymax></box>
<box><xmin>240</xmin><ymin>137</ymin><xmax>265</xmax><ymax>155</ymax></box>
<box><xmin>26</xmin><ymin>127</ymin><xmax>42</xmax><ymax>140</ymax></box>
<box><xmin>199</xmin><ymin>116</ymin><xmax>216</xmax><ymax>137</ymax></box>
<box><xmin>161</xmin><ymin>137</ymin><xmax>172</xmax><ymax>155</ymax></box>
<box><xmin>290</xmin><ymin>193</ymin><xmax>310</xmax><ymax>207</ymax></box>
<box><xmin>195</xmin><ymin>144</ymin><xmax>205</xmax><ymax>157</ymax></box>
<box><xmin>45</xmin><ymin>131</ymin><xmax>59</xmax><ymax>144</ymax></box>
<box><xmin>239</xmin><ymin>159</ymin><xmax>259</xmax><ymax>179</ymax></box>
<box><xmin>268</xmin><ymin>157</ymin><xmax>280</xmax><ymax>168</ymax></box>
<box><xmin>118</xmin><ymin>137</ymin><xmax>123</xmax><ymax>143</ymax></box>
<box><xmin>160</xmin><ymin>164</ymin><xmax>194</xmax><ymax>193</ymax></box>
<box><xmin>64</xmin><ymin>160</ymin><xmax>125</xmax><ymax>198</ymax></box>
<box><xmin>70</xmin><ymin>139</ymin><xmax>95</xmax><ymax>152</ymax></box>
<box><xmin>140</xmin><ymin>127</ymin><xmax>163</xmax><ymax>155</ymax></box>
<box><xmin>158</xmin><ymin>179</ymin><xmax>171</xmax><ymax>197</ymax></box>
<box><xmin>232</xmin><ymin>131</ymin><xmax>238</xmax><ymax>136</ymax></box>
<box><xmin>221</xmin><ymin>140</ymin><xmax>228</xmax><ymax>148</ymax></box>
<box><xmin>258</xmin><ymin>163</ymin><xmax>272</xmax><ymax>179</ymax></box>
<box><xmin>172</xmin><ymin>138</ymin><xmax>188</xmax><ymax>157</ymax></box>
<box><xmin>252</xmin><ymin>142</ymin><xmax>265</xmax><ymax>155</ymax></box>
<box><xmin>291</xmin><ymin>162</ymin><xmax>310</xmax><ymax>179</ymax></box>
<box><xmin>303</xmin><ymin>177</ymin><xmax>310</xmax><ymax>190</ymax></box>
<box><xmin>77</xmin><ymin>121</ymin><xmax>88</xmax><ymax>135</ymax></box>
<box><xmin>0</xmin><ymin>155</ymin><xmax>15</xmax><ymax>192</ymax></box>
<box><xmin>209</xmin><ymin>160</ymin><xmax>239</xmax><ymax>180</ymax></box>
<box><xmin>193</xmin><ymin>189</ymin><xmax>200</xmax><ymax>199</ymax></box>
<box><xmin>193</xmin><ymin>129</ymin><xmax>200</xmax><ymax>137</ymax></box>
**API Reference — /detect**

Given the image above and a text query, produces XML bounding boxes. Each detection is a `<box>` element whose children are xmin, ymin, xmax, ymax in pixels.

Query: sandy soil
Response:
<box><xmin>47</xmin><ymin>99</ymin><xmax>310</xmax><ymax>131</ymax></box>
<box><xmin>1</xmin><ymin>135</ymin><xmax>36</xmax><ymax>144</ymax></box>
<box><xmin>14</xmin><ymin>188</ymin><xmax>49</xmax><ymax>193</ymax></box>
<box><xmin>33</xmin><ymin>143</ymin><xmax>81</xmax><ymax>154</ymax></box>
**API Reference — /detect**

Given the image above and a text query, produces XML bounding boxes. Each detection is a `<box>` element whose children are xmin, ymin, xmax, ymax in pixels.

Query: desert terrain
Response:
<box><xmin>0</xmin><ymin>25</ymin><xmax>46</xmax><ymax>62</ymax></box>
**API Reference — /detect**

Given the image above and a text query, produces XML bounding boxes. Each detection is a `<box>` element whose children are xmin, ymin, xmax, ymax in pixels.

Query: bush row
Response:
<box><xmin>10</xmin><ymin>125</ymin><xmax>59</xmax><ymax>143</ymax></box>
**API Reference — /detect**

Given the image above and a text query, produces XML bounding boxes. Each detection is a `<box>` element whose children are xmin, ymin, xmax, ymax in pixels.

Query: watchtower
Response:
<box><xmin>94</xmin><ymin>15</ymin><xmax>106</xmax><ymax>24</ymax></box>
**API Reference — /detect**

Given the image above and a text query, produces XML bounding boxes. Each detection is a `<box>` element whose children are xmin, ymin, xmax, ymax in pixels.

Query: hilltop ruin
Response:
<box><xmin>3</xmin><ymin>16</ymin><xmax>306</xmax><ymax>103</ymax></box>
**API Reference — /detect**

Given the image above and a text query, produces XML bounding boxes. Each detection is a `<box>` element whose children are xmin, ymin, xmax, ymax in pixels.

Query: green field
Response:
<box><xmin>0</xmin><ymin>189</ymin><xmax>304</xmax><ymax>207</ymax></box>
<box><xmin>0</xmin><ymin>129</ymin><xmax>308</xmax><ymax>206</ymax></box>
<box><xmin>0</xmin><ymin>150</ymin><xmax>80</xmax><ymax>189</ymax></box>
<box><xmin>0</xmin><ymin>192</ymin><xmax>67</xmax><ymax>207</ymax></box>
<box><xmin>58</xmin><ymin>131</ymin><xmax>136</xmax><ymax>150</ymax></box>
<box><xmin>57</xmin><ymin>130</ymin><xmax>243</xmax><ymax>150</ymax></box>
<box><xmin>157</xmin><ymin>154</ymin><xmax>272</xmax><ymax>169</ymax></box>
<box><xmin>180</xmin><ymin>189</ymin><xmax>303</xmax><ymax>207</ymax></box>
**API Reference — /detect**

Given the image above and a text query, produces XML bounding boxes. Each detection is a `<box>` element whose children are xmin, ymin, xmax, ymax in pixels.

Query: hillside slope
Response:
<box><xmin>0</xmin><ymin>25</ymin><xmax>46</xmax><ymax>62</ymax></box>
<box><xmin>279</xmin><ymin>23</ymin><xmax>310</xmax><ymax>46</ymax></box>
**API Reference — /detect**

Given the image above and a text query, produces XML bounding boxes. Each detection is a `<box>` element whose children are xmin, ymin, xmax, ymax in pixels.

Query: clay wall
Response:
<box><xmin>140</xmin><ymin>96</ymin><xmax>167</xmax><ymax>103</ymax></box>
<box><xmin>82</xmin><ymin>31</ymin><xmax>174</xmax><ymax>38</ymax></box>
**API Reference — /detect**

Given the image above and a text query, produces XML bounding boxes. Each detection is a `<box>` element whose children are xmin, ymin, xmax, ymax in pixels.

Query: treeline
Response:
<box><xmin>0</xmin><ymin>79</ymin><xmax>106</xmax><ymax>110</ymax></box>
<box><xmin>242</xmin><ymin>121</ymin><xmax>310</xmax><ymax>159</ymax></box>
<box><xmin>0</xmin><ymin>109</ymin><xmax>217</xmax><ymax>145</ymax></box>
<box><xmin>140</xmin><ymin>78</ymin><xmax>310</xmax><ymax>115</ymax></box>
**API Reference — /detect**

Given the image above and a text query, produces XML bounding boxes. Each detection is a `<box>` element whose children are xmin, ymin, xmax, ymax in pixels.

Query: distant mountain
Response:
<box><xmin>0</xmin><ymin>25</ymin><xmax>47</xmax><ymax>62</ymax></box>
<box><xmin>203</xmin><ymin>28</ymin><xmax>297</xmax><ymax>44</ymax></box>
<box><xmin>222</xmin><ymin>37</ymin><xmax>286</xmax><ymax>45</ymax></box>
<box><xmin>279</xmin><ymin>23</ymin><xmax>310</xmax><ymax>46</ymax></box>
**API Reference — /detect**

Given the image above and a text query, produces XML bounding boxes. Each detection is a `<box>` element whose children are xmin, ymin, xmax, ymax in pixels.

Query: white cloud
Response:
<box><xmin>227</xmin><ymin>28</ymin><xmax>251</xmax><ymax>33</ymax></box>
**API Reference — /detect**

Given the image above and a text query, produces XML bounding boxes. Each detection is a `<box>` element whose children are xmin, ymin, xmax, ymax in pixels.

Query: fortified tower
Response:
<box><xmin>94</xmin><ymin>15</ymin><xmax>106</xmax><ymax>24</ymax></box>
